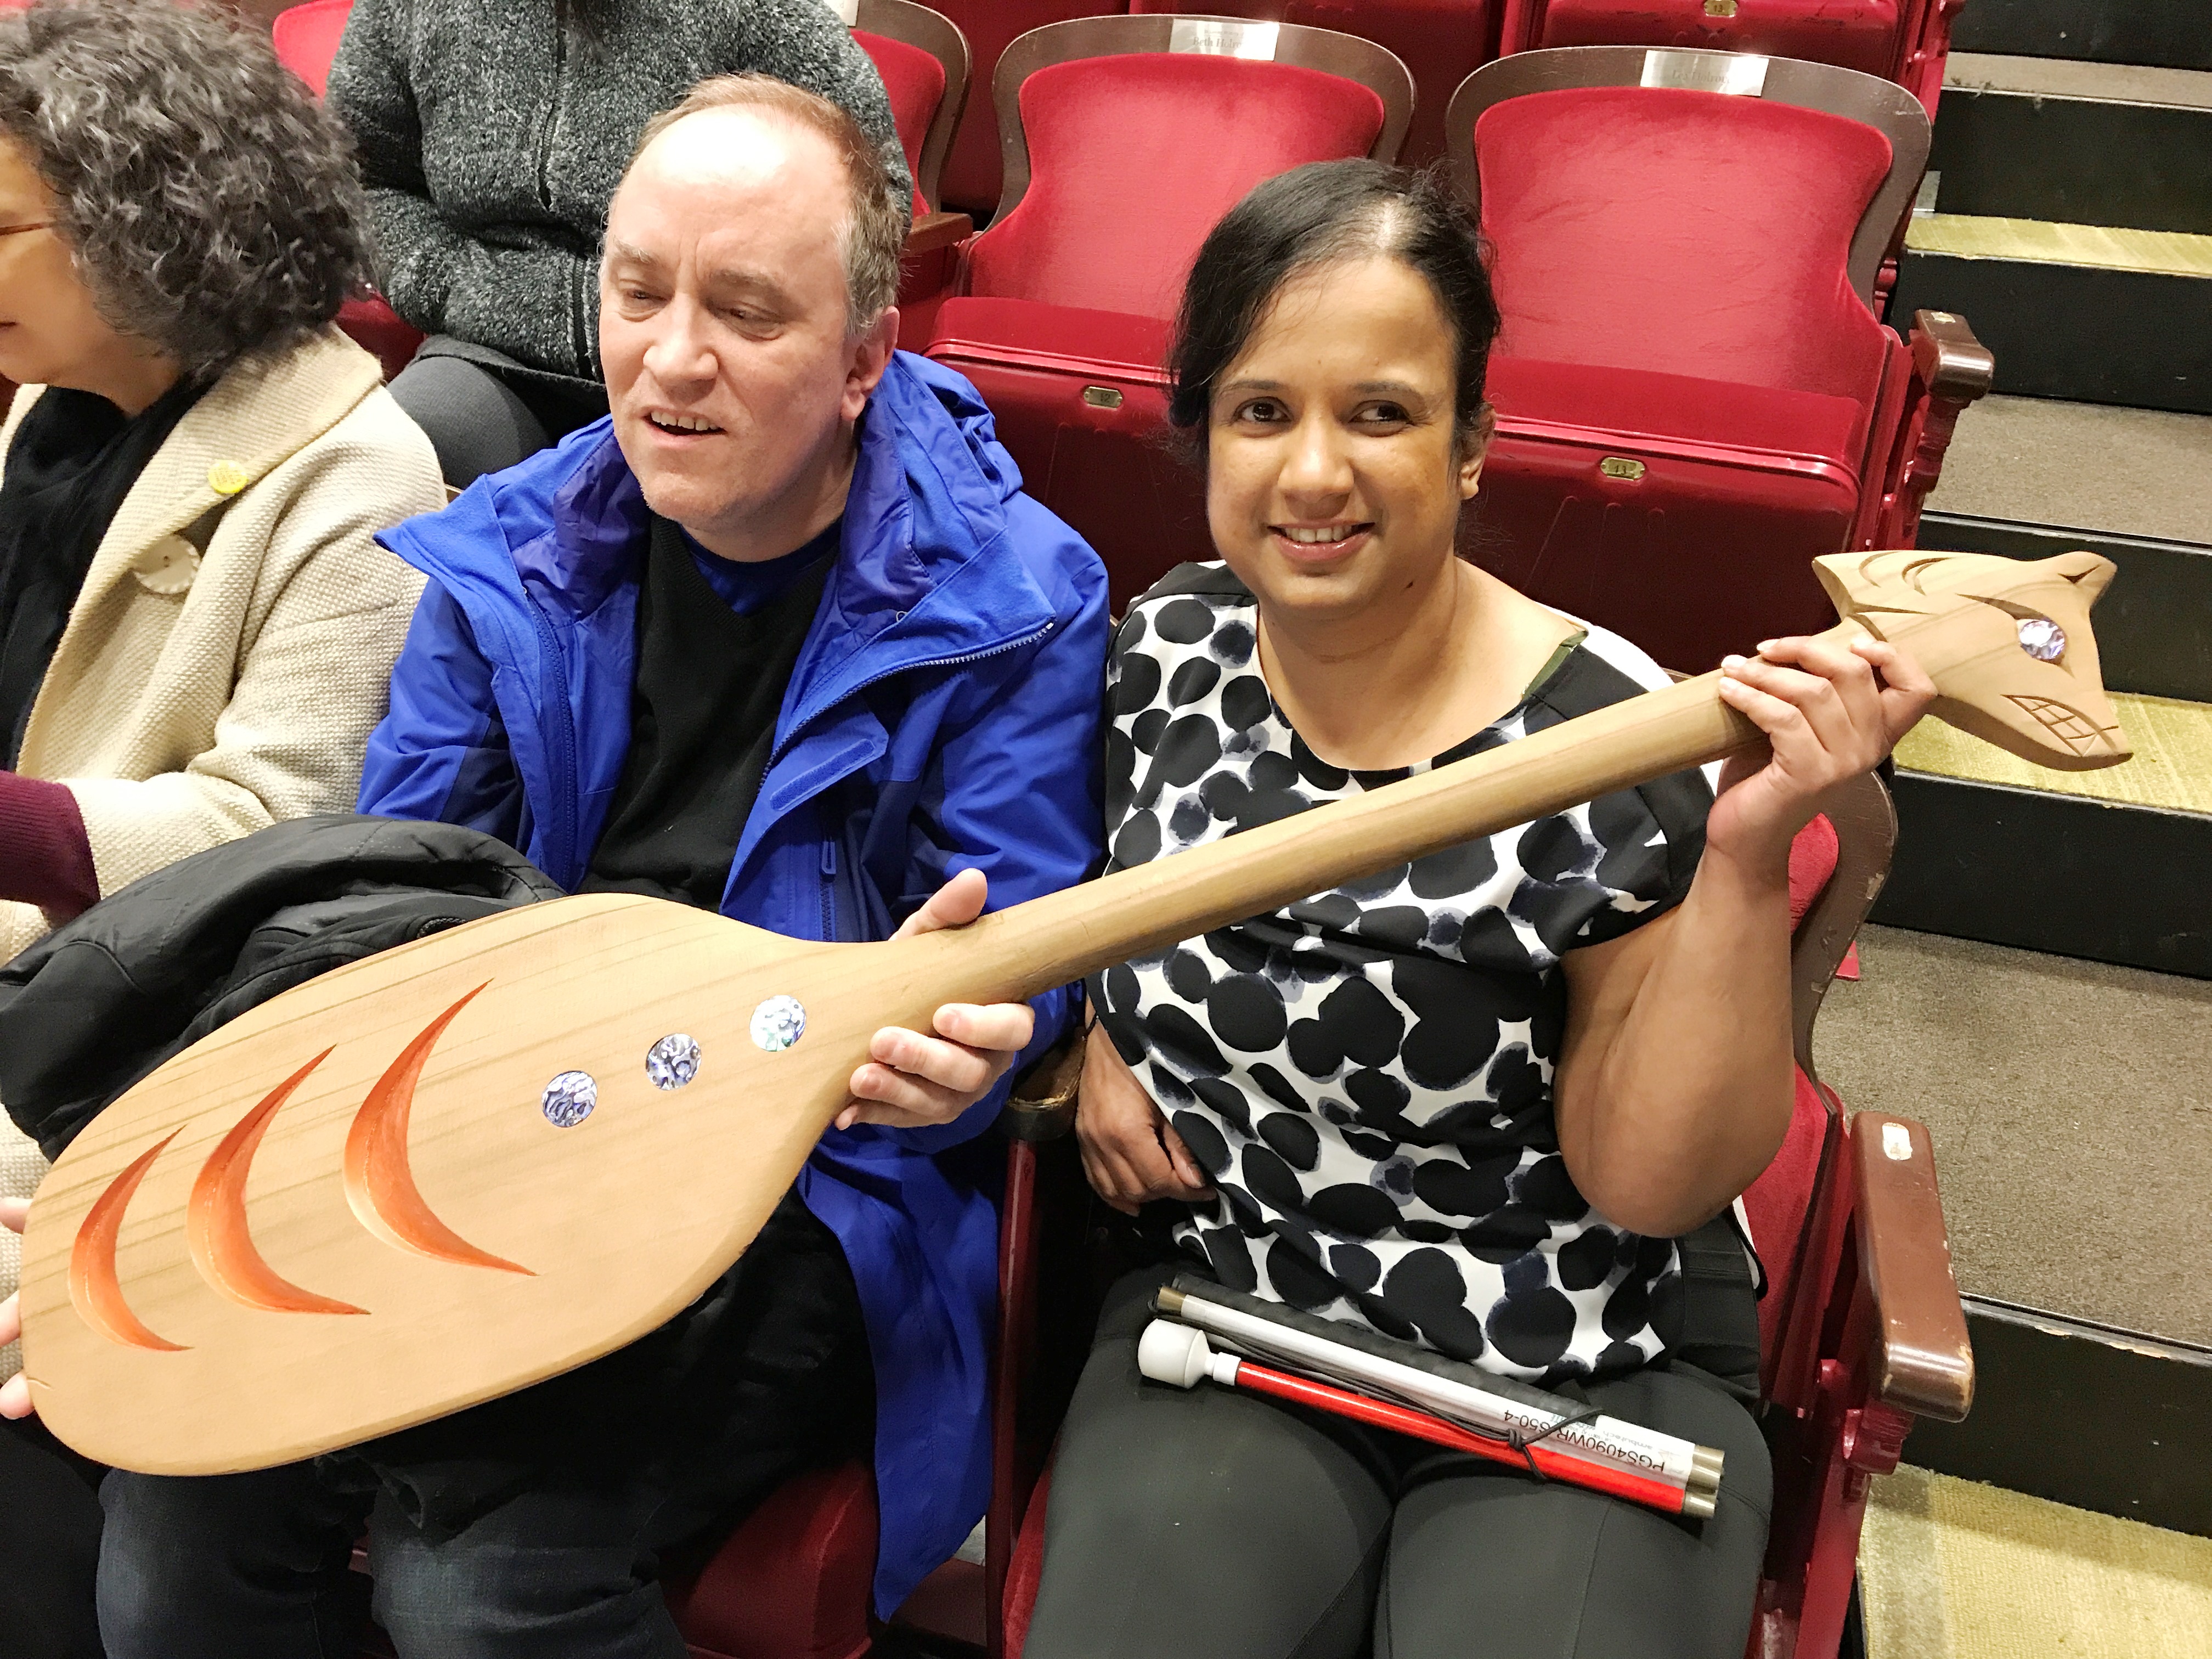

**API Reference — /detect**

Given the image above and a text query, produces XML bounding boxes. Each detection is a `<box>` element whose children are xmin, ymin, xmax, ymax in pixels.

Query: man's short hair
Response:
<box><xmin>631</xmin><ymin>74</ymin><xmax>912</xmax><ymax>335</ymax></box>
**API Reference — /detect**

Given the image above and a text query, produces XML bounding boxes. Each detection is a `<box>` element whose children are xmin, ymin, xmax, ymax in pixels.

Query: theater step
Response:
<box><xmin>1894</xmin><ymin>216</ymin><xmax>2212</xmax><ymax>413</ymax></box>
<box><xmin>1860</xmin><ymin>1460</ymin><xmax>2212</xmax><ymax>1655</ymax></box>
<box><xmin>1814</xmin><ymin>926</ymin><xmax>2212</xmax><ymax>1538</ymax></box>
<box><xmin>1954</xmin><ymin>0</ymin><xmax>2212</xmax><ymax>74</ymax></box>
<box><xmin>1875</xmin><ymin>401</ymin><xmax>2212</xmax><ymax>973</ymax></box>
<box><xmin>1927</xmin><ymin>54</ymin><xmax>2212</xmax><ymax>233</ymax></box>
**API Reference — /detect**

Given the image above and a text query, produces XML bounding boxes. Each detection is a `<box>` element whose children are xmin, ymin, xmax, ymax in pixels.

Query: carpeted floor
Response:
<box><xmin>1814</xmin><ymin>926</ymin><xmax>2212</xmax><ymax>1346</ymax></box>
<box><xmin>1895</xmin><ymin>691</ymin><xmax>2212</xmax><ymax>814</ymax></box>
<box><xmin>1860</xmin><ymin>1465</ymin><xmax>2212</xmax><ymax>1658</ymax></box>
<box><xmin>1927</xmin><ymin>396</ymin><xmax>2212</xmax><ymax>546</ymax></box>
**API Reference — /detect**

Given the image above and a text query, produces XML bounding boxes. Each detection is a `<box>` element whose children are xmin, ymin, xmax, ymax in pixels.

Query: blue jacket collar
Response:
<box><xmin>383</xmin><ymin>351</ymin><xmax>1059</xmax><ymax>761</ymax></box>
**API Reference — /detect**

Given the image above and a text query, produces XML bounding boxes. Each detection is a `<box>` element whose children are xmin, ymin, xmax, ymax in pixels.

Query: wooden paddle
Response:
<box><xmin>16</xmin><ymin>549</ymin><xmax>2128</xmax><ymax>1474</ymax></box>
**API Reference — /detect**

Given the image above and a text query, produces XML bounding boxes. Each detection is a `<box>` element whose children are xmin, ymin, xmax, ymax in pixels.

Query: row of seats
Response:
<box><xmin>270</xmin><ymin>2</ymin><xmax>1991</xmax><ymax>678</ymax></box>
<box><xmin>895</xmin><ymin>20</ymin><xmax>1993</xmax><ymax>672</ymax></box>
<box><xmin>926</xmin><ymin>0</ymin><xmax>1966</xmax><ymax>210</ymax></box>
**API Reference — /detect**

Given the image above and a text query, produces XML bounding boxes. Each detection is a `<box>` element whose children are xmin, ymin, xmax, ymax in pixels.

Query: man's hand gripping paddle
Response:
<box><xmin>14</xmin><ymin>550</ymin><xmax>2129</xmax><ymax>1474</ymax></box>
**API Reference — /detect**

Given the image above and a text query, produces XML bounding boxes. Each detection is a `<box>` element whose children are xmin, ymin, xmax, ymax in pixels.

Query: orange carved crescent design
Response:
<box><xmin>188</xmin><ymin>1049</ymin><xmax>366</xmax><ymax>1317</ymax></box>
<box><xmin>70</xmin><ymin>1131</ymin><xmax>188</xmax><ymax>1352</ymax></box>
<box><xmin>343</xmin><ymin>984</ymin><xmax>532</xmax><ymax>1276</ymax></box>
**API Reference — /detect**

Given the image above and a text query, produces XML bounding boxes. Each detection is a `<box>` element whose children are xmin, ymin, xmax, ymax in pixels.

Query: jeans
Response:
<box><xmin>99</xmin><ymin>1462</ymin><xmax>708</xmax><ymax>1659</ymax></box>
<box><xmin>96</xmin><ymin>1188</ymin><xmax>871</xmax><ymax>1659</ymax></box>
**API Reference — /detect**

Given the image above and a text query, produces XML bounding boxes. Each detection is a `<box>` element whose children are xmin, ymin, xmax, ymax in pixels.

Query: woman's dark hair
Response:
<box><xmin>1169</xmin><ymin>160</ymin><xmax>1501</xmax><ymax>455</ymax></box>
<box><xmin>0</xmin><ymin>0</ymin><xmax>375</xmax><ymax>377</ymax></box>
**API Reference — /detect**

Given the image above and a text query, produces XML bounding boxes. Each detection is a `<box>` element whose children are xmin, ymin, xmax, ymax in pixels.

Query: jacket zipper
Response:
<box><xmin>522</xmin><ymin>599</ymin><xmax>582</xmax><ymax>884</ymax></box>
<box><xmin>766</xmin><ymin>620</ymin><xmax>1057</xmax><ymax>773</ymax></box>
<box><xmin>535</xmin><ymin>0</ymin><xmax>566</xmax><ymax>213</ymax></box>
<box><xmin>769</xmin><ymin>621</ymin><xmax>1056</xmax><ymax>940</ymax></box>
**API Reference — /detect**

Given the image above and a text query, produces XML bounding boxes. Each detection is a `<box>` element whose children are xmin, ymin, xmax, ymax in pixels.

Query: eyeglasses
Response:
<box><xmin>0</xmin><ymin>222</ymin><xmax>50</xmax><ymax>238</ymax></box>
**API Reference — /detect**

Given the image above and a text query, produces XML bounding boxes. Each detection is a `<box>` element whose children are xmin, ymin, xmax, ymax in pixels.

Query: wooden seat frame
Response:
<box><xmin>855</xmin><ymin>0</ymin><xmax>973</xmax><ymax>212</ymax></box>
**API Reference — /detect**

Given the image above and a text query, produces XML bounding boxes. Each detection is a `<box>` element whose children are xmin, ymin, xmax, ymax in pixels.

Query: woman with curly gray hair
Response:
<box><xmin>0</xmin><ymin>0</ymin><xmax>442</xmax><ymax>952</ymax></box>
<box><xmin>0</xmin><ymin>10</ymin><xmax>443</xmax><ymax>1642</ymax></box>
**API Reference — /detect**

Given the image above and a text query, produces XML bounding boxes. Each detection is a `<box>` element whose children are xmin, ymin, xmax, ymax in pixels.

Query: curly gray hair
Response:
<box><xmin>0</xmin><ymin>0</ymin><xmax>375</xmax><ymax>378</ymax></box>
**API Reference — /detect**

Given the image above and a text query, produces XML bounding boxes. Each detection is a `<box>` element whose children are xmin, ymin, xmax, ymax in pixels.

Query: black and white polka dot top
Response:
<box><xmin>1092</xmin><ymin>563</ymin><xmax>1716</xmax><ymax>1387</ymax></box>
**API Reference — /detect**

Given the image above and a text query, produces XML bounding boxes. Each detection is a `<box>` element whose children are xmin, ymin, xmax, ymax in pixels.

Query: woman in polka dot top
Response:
<box><xmin>1020</xmin><ymin>161</ymin><xmax>1936</xmax><ymax>1659</ymax></box>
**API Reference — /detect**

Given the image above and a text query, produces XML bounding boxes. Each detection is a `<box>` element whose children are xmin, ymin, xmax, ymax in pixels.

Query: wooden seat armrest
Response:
<box><xmin>1909</xmin><ymin>309</ymin><xmax>1995</xmax><ymax>406</ymax></box>
<box><xmin>1849</xmin><ymin>1111</ymin><xmax>1974</xmax><ymax>1422</ymax></box>
<box><xmin>1003</xmin><ymin>1030</ymin><xmax>1082</xmax><ymax>1142</ymax></box>
<box><xmin>905</xmin><ymin>209</ymin><xmax>973</xmax><ymax>258</ymax></box>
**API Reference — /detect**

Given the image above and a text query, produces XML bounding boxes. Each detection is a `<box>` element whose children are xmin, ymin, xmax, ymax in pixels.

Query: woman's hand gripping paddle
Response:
<box><xmin>14</xmin><ymin>549</ymin><xmax>2128</xmax><ymax>1474</ymax></box>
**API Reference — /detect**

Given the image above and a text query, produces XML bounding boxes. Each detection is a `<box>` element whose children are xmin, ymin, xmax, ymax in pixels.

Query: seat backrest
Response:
<box><xmin>1743</xmin><ymin>768</ymin><xmax>1895</xmax><ymax>1395</ymax></box>
<box><xmin>931</xmin><ymin>2</ymin><xmax>1130</xmax><ymax>215</ymax></box>
<box><xmin>1499</xmin><ymin>0</ymin><xmax>1928</xmax><ymax>86</ymax></box>
<box><xmin>270</xmin><ymin>0</ymin><xmax>354</xmax><ymax>98</ymax></box>
<box><xmin>1448</xmin><ymin>47</ymin><xmax>1925</xmax><ymax>398</ymax></box>
<box><xmin>1127</xmin><ymin>0</ymin><xmax>1501</xmax><ymax>169</ymax></box>
<box><xmin>854</xmin><ymin>0</ymin><xmax>971</xmax><ymax>211</ymax></box>
<box><xmin>967</xmin><ymin>15</ymin><xmax>1412</xmax><ymax>319</ymax></box>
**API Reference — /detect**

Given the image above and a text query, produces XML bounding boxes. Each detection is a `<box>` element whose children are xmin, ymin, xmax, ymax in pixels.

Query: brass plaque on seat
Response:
<box><xmin>1705</xmin><ymin>0</ymin><xmax>1739</xmax><ymax>17</ymax></box>
<box><xmin>1081</xmin><ymin>386</ymin><xmax>1125</xmax><ymax>410</ymax></box>
<box><xmin>1599</xmin><ymin>456</ymin><xmax>1647</xmax><ymax>481</ymax></box>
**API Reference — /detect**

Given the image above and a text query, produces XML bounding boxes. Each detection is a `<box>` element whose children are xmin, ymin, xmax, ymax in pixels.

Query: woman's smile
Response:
<box><xmin>1269</xmin><ymin>520</ymin><xmax>1374</xmax><ymax>563</ymax></box>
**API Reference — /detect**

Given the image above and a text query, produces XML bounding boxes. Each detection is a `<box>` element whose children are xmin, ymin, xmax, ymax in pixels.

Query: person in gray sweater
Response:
<box><xmin>327</xmin><ymin>0</ymin><xmax>908</xmax><ymax>488</ymax></box>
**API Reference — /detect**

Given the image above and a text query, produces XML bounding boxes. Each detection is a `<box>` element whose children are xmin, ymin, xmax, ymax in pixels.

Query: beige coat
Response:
<box><xmin>0</xmin><ymin>328</ymin><xmax>442</xmax><ymax>1357</ymax></box>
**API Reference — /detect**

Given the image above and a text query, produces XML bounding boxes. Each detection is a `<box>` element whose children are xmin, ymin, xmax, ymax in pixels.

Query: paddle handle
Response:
<box><xmin>928</xmin><ymin>625</ymin><xmax>1861</xmax><ymax>1005</ymax></box>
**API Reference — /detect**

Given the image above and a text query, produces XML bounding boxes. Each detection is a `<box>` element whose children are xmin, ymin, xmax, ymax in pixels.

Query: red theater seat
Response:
<box><xmin>1499</xmin><ymin>0</ymin><xmax>1961</xmax><ymax>116</ymax></box>
<box><xmin>853</xmin><ymin>0</ymin><xmax>970</xmax><ymax>209</ymax></box>
<box><xmin>269</xmin><ymin>2</ymin><xmax>427</xmax><ymax>381</ymax></box>
<box><xmin>850</xmin><ymin>0</ymin><xmax>977</xmax><ymax>346</ymax></box>
<box><xmin>930</xmin><ymin>3</ymin><xmax>1131</xmax><ymax>217</ymax></box>
<box><xmin>1128</xmin><ymin>0</ymin><xmax>1500</xmax><ymax>168</ymax></box>
<box><xmin>1000</xmin><ymin>772</ymin><xmax>1973</xmax><ymax>1659</ymax></box>
<box><xmin>923</xmin><ymin>13</ymin><xmax>1414</xmax><ymax>611</ymax></box>
<box><xmin>1446</xmin><ymin>46</ymin><xmax>1990</xmax><ymax>673</ymax></box>
<box><xmin>270</xmin><ymin>0</ymin><xmax>351</xmax><ymax>98</ymax></box>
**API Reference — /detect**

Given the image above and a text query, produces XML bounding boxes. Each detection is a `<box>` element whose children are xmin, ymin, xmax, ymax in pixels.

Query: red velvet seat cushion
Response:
<box><xmin>1475</xmin><ymin>87</ymin><xmax>1893</xmax><ymax>402</ymax></box>
<box><xmin>1485</xmin><ymin>354</ymin><xmax>1875</xmax><ymax>476</ymax></box>
<box><xmin>1127</xmin><ymin>0</ymin><xmax>1498</xmax><ymax>168</ymax></box>
<box><xmin>1743</xmin><ymin>1066</ymin><xmax>1832</xmax><ymax>1373</ymax></box>
<box><xmin>1477</xmin><ymin>353</ymin><xmax>1877</xmax><ymax>669</ymax></box>
<box><xmin>855</xmin><ymin>26</ymin><xmax>946</xmax><ymax>192</ymax></box>
<box><xmin>1533</xmin><ymin>0</ymin><xmax>1905</xmax><ymax>81</ymax></box>
<box><xmin>663</xmin><ymin>1463</ymin><xmax>876</xmax><ymax>1659</ymax></box>
<box><xmin>1002</xmin><ymin>1465</ymin><xmax>1053</xmax><ymax>1658</ymax></box>
<box><xmin>336</xmin><ymin>295</ymin><xmax>425</xmax><ymax>382</ymax></box>
<box><xmin>924</xmin><ymin>296</ymin><xmax>1173</xmax><ymax>381</ymax></box>
<box><xmin>967</xmin><ymin>53</ymin><xmax>1385</xmax><ymax>319</ymax></box>
<box><xmin>272</xmin><ymin>0</ymin><xmax>353</xmax><ymax>97</ymax></box>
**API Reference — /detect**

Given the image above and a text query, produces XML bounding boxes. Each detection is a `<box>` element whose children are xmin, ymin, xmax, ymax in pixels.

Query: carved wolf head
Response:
<box><xmin>1812</xmin><ymin>549</ymin><xmax>2129</xmax><ymax>771</ymax></box>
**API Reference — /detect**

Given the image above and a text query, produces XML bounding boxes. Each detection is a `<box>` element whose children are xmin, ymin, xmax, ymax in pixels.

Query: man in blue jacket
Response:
<box><xmin>92</xmin><ymin>75</ymin><xmax>1107</xmax><ymax>1659</ymax></box>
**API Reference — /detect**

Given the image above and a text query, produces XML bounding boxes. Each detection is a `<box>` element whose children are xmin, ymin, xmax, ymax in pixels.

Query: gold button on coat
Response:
<box><xmin>207</xmin><ymin>460</ymin><xmax>251</xmax><ymax>495</ymax></box>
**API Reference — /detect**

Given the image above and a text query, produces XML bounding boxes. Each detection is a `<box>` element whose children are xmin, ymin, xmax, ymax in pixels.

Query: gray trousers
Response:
<box><xmin>386</xmin><ymin>340</ymin><xmax>609</xmax><ymax>490</ymax></box>
<box><xmin>1023</xmin><ymin>1259</ymin><xmax>1772</xmax><ymax>1659</ymax></box>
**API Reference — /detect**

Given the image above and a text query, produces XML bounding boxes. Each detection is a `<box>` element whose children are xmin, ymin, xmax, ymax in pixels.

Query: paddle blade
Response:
<box><xmin>16</xmin><ymin>894</ymin><xmax>877</xmax><ymax>1474</ymax></box>
<box><xmin>1815</xmin><ymin>549</ymin><xmax>2129</xmax><ymax>771</ymax></box>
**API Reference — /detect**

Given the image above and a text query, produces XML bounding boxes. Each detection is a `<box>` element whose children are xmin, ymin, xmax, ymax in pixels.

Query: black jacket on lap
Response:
<box><xmin>0</xmin><ymin>814</ymin><xmax>558</xmax><ymax>1163</ymax></box>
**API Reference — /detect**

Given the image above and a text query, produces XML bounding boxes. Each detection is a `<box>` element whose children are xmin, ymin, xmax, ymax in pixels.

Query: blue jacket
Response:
<box><xmin>357</xmin><ymin>352</ymin><xmax>1108</xmax><ymax>1613</ymax></box>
